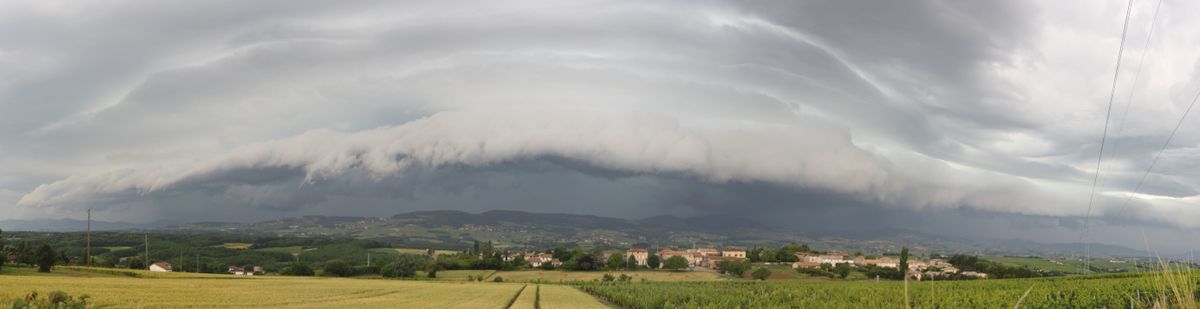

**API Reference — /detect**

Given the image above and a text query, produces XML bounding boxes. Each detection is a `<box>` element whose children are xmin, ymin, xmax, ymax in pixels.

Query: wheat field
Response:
<box><xmin>0</xmin><ymin>267</ymin><xmax>610</xmax><ymax>308</ymax></box>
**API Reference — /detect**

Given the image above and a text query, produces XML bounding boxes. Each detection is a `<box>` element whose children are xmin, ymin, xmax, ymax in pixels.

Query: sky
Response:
<box><xmin>3</xmin><ymin>0</ymin><xmax>1200</xmax><ymax>252</ymax></box>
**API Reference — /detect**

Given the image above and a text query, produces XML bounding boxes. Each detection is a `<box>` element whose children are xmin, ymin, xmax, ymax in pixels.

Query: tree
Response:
<box><xmin>899</xmin><ymin>247</ymin><xmax>909</xmax><ymax>273</ymax></box>
<box><xmin>751</xmin><ymin>267</ymin><xmax>771</xmax><ymax>280</ymax></box>
<box><xmin>835</xmin><ymin>263</ymin><xmax>851</xmax><ymax>279</ymax></box>
<box><xmin>281</xmin><ymin>262</ymin><xmax>315</xmax><ymax>276</ymax></box>
<box><xmin>127</xmin><ymin>257</ymin><xmax>145</xmax><ymax>270</ymax></box>
<box><xmin>16</xmin><ymin>241</ymin><xmax>34</xmax><ymax>266</ymax></box>
<box><xmin>35</xmin><ymin>243</ymin><xmax>57</xmax><ymax>273</ymax></box>
<box><xmin>382</xmin><ymin>254</ymin><xmax>428</xmax><ymax>278</ymax></box>
<box><xmin>647</xmin><ymin>254</ymin><xmax>661</xmax><ymax>269</ymax></box>
<box><xmin>627</xmin><ymin>255</ymin><xmax>639</xmax><ymax>269</ymax></box>
<box><xmin>323</xmin><ymin>259</ymin><xmax>354</xmax><ymax>277</ymax></box>
<box><xmin>482</xmin><ymin>241</ymin><xmax>495</xmax><ymax>258</ymax></box>
<box><xmin>717</xmin><ymin>259</ymin><xmax>751</xmax><ymax>278</ymax></box>
<box><xmin>606</xmin><ymin>253</ymin><xmax>625</xmax><ymax>270</ymax></box>
<box><xmin>662</xmin><ymin>256</ymin><xmax>689</xmax><ymax>270</ymax></box>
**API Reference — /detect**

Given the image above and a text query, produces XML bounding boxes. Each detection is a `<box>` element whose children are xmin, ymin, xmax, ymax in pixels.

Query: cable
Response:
<box><xmin>1112</xmin><ymin>88</ymin><xmax>1200</xmax><ymax>218</ymax></box>
<box><xmin>1081</xmin><ymin>0</ymin><xmax>1135</xmax><ymax>273</ymax></box>
<box><xmin>1108</xmin><ymin>0</ymin><xmax>1165</xmax><ymax>167</ymax></box>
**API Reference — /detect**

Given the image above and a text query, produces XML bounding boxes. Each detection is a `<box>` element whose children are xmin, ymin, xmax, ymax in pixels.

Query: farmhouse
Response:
<box><xmin>721</xmin><ymin>247</ymin><xmax>747</xmax><ymax>258</ymax></box>
<box><xmin>857</xmin><ymin>256</ymin><xmax>900</xmax><ymax>269</ymax></box>
<box><xmin>792</xmin><ymin>252</ymin><xmax>854</xmax><ymax>269</ymax></box>
<box><xmin>149</xmin><ymin>262</ymin><xmax>173</xmax><ymax>272</ymax></box>
<box><xmin>655</xmin><ymin>247</ymin><xmax>748</xmax><ymax>269</ymax></box>
<box><xmin>657</xmin><ymin>249</ymin><xmax>702</xmax><ymax>267</ymax></box>
<box><xmin>626</xmin><ymin>248</ymin><xmax>648</xmax><ymax>266</ymax></box>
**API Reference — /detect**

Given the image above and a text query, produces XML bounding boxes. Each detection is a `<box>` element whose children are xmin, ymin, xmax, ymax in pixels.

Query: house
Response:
<box><xmin>626</xmin><ymin>248</ymin><xmax>649</xmax><ymax>266</ymax></box>
<box><xmin>528</xmin><ymin>257</ymin><xmax>546</xmax><ymax>268</ymax></box>
<box><xmin>228</xmin><ymin>266</ymin><xmax>246</xmax><ymax>275</ymax></box>
<box><xmin>149</xmin><ymin>262</ymin><xmax>173</xmax><ymax>272</ymax></box>
<box><xmin>657</xmin><ymin>249</ymin><xmax>702</xmax><ymax>268</ymax></box>
<box><xmin>253</xmin><ymin>266</ymin><xmax>264</xmax><ymax>274</ymax></box>
<box><xmin>550</xmin><ymin>258</ymin><xmax>562</xmax><ymax>268</ymax></box>
<box><xmin>721</xmin><ymin>247</ymin><xmax>747</xmax><ymax>258</ymax></box>
<box><xmin>860</xmin><ymin>257</ymin><xmax>900</xmax><ymax>269</ymax></box>
<box><xmin>689</xmin><ymin>248</ymin><xmax>720</xmax><ymax>256</ymax></box>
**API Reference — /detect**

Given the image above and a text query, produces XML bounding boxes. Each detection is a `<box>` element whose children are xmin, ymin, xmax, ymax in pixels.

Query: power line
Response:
<box><xmin>1082</xmin><ymin>0</ymin><xmax>1136</xmax><ymax>272</ymax></box>
<box><xmin>1108</xmin><ymin>0</ymin><xmax>1165</xmax><ymax>166</ymax></box>
<box><xmin>1112</xmin><ymin>88</ymin><xmax>1200</xmax><ymax>218</ymax></box>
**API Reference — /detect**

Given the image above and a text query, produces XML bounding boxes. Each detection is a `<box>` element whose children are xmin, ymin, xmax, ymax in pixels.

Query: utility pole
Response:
<box><xmin>196</xmin><ymin>254</ymin><xmax>200</xmax><ymax>273</ymax></box>
<box><xmin>144</xmin><ymin>234</ymin><xmax>149</xmax><ymax>269</ymax></box>
<box><xmin>367</xmin><ymin>252</ymin><xmax>371</xmax><ymax>267</ymax></box>
<box><xmin>86</xmin><ymin>208</ymin><xmax>92</xmax><ymax>267</ymax></box>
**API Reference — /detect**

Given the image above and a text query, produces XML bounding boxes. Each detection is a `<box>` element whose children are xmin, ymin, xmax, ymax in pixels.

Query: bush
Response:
<box><xmin>381</xmin><ymin>254</ymin><xmax>429</xmax><ymax>278</ymax></box>
<box><xmin>796</xmin><ymin>267</ymin><xmax>836</xmax><ymax>278</ymax></box>
<box><xmin>662</xmin><ymin>256</ymin><xmax>689</xmax><ymax>270</ymax></box>
<box><xmin>322</xmin><ymin>259</ymin><xmax>353</xmax><ymax>277</ymax></box>
<box><xmin>10</xmin><ymin>291</ymin><xmax>92</xmax><ymax>309</ymax></box>
<box><xmin>717</xmin><ymin>260</ymin><xmax>751</xmax><ymax>278</ymax></box>
<box><xmin>752</xmin><ymin>267</ymin><xmax>771</xmax><ymax>280</ymax></box>
<box><xmin>280</xmin><ymin>262</ymin><xmax>315</xmax><ymax>276</ymax></box>
<box><xmin>493</xmin><ymin>276</ymin><xmax>504</xmax><ymax>282</ymax></box>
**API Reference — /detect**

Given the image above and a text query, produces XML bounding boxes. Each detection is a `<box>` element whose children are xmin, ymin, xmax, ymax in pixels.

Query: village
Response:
<box><xmin>500</xmin><ymin>246</ymin><xmax>989</xmax><ymax>280</ymax></box>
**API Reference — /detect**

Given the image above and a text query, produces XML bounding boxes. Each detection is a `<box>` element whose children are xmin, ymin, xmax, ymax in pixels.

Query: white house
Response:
<box><xmin>149</xmin><ymin>262</ymin><xmax>173</xmax><ymax>272</ymax></box>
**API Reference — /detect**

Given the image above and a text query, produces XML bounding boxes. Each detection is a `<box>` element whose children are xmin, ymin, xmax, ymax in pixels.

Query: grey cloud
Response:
<box><xmin>5</xmin><ymin>0</ymin><xmax>1200</xmax><ymax>249</ymax></box>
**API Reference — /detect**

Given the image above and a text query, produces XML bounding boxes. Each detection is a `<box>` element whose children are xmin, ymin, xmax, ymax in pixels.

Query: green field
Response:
<box><xmin>367</xmin><ymin>247</ymin><xmax>458</xmax><ymax>256</ymax></box>
<box><xmin>577</xmin><ymin>270</ymin><xmax>1198</xmax><ymax>308</ymax></box>
<box><xmin>984</xmin><ymin>256</ymin><xmax>1140</xmax><ymax>274</ymax></box>
<box><xmin>0</xmin><ymin>266</ymin><xmax>610</xmax><ymax>308</ymax></box>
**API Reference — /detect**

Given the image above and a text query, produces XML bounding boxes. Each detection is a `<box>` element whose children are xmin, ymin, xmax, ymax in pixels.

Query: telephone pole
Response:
<box><xmin>86</xmin><ymin>208</ymin><xmax>92</xmax><ymax>267</ymax></box>
<box><xmin>144</xmin><ymin>234</ymin><xmax>149</xmax><ymax>269</ymax></box>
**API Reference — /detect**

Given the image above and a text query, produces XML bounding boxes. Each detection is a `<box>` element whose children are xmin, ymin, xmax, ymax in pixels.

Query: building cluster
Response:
<box><xmin>628</xmin><ymin>247</ymin><xmax>748</xmax><ymax>269</ymax></box>
<box><xmin>227</xmin><ymin>265</ymin><xmax>265</xmax><ymax>276</ymax></box>
<box><xmin>790</xmin><ymin>252</ymin><xmax>986</xmax><ymax>279</ymax></box>
<box><xmin>504</xmin><ymin>252</ymin><xmax>563</xmax><ymax>268</ymax></box>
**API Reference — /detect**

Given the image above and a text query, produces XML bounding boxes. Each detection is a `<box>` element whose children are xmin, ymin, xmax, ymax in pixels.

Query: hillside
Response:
<box><xmin>162</xmin><ymin>210</ymin><xmax>1148</xmax><ymax>258</ymax></box>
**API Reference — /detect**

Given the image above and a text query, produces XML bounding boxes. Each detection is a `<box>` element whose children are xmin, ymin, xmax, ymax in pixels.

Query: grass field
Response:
<box><xmin>985</xmin><ymin>256</ymin><xmax>1139</xmax><ymax>274</ymax></box>
<box><xmin>489</xmin><ymin>270</ymin><xmax>724</xmax><ymax>282</ymax></box>
<box><xmin>0</xmin><ymin>266</ymin><xmax>606</xmax><ymax>308</ymax></box>
<box><xmin>219</xmin><ymin>243</ymin><xmax>254</xmax><ymax>249</ymax></box>
<box><xmin>367</xmin><ymin>247</ymin><xmax>458</xmax><ymax>256</ymax></box>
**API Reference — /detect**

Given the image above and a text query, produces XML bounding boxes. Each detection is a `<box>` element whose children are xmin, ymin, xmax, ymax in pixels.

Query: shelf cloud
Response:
<box><xmin>5</xmin><ymin>0</ymin><xmax>1200</xmax><ymax>247</ymax></box>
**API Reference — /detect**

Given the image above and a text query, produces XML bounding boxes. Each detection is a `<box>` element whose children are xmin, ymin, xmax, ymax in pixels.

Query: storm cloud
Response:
<box><xmin>5</xmin><ymin>0</ymin><xmax>1200</xmax><ymax>249</ymax></box>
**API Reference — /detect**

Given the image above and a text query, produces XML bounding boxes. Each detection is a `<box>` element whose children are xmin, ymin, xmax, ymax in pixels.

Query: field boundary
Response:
<box><xmin>504</xmin><ymin>284</ymin><xmax>527</xmax><ymax>309</ymax></box>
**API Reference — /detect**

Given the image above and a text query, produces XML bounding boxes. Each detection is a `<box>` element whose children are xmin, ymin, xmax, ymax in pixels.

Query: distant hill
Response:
<box><xmin>0</xmin><ymin>218</ymin><xmax>163</xmax><ymax>232</ymax></box>
<box><xmin>161</xmin><ymin>209</ymin><xmax>1149</xmax><ymax>258</ymax></box>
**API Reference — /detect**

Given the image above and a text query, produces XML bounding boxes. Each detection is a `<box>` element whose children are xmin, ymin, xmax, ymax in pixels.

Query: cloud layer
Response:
<box><xmin>4</xmin><ymin>0</ymin><xmax>1200</xmax><ymax>242</ymax></box>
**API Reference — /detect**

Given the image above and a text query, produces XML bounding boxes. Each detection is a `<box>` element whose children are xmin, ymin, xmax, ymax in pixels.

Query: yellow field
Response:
<box><xmin>0</xmin><ymin>267</ymin><xmax>530</xmax><ymax>308</ymax></box>
<box><xmin>490</xmin><ymin>270</ymin><xmax>725</xmax><ymax>282</ymax></box>
<box><xmin>536</xmin><ymin>285</ymin><xmax>611</xmax><ymax>309</ymax></box>
<box><xmin>438</xmin><ymin>269</ymin><xmax>498</xmax><ymax>281</ymax></box>
<box><xmin>511</xmin><ymin>284</ymin><xmax>539</xmax><ymax>308</ymax></box>
<box><xmin>218</xmin><ymin>243</ymin><xmax>253</xmax><ymax>249</ymax></box>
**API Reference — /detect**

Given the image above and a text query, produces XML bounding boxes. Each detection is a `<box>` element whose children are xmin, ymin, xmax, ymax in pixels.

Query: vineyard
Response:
<box><xmin>577</xmin><ymin>271</ymin><xmax>1200</xmax><ymax>308</ymax></box>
